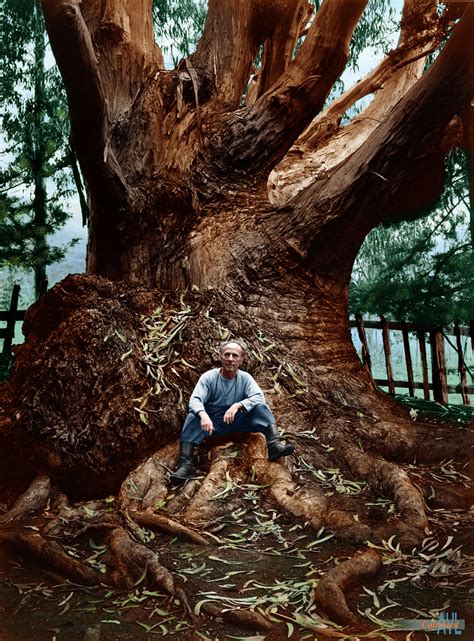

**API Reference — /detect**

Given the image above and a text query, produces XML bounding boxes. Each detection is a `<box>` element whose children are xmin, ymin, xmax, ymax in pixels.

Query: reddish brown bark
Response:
<box><xmin>0</xmin><ymin>0</ymin><xmax>468</xmax><ymax>520</ymax></box>
<box><xmin>0</xmin><ymin>2</ymin><xmax>473</xmax><ymax>627</ymax></box>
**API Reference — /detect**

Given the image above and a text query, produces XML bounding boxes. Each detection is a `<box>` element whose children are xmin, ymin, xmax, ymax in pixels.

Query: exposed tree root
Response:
<box><xmin>180</xmin><ymin>446</ymin><xmax>245</xmax><ymax>526</ymax></box>
<box><xmin>241</xmin><ymin>435</ymin><xmax>372</xmax><ymax>542</ymax></box>
<box><xmin>0</xmin><ymin>475</ymin><xmax>51</xmax><ymax>524</ymax></box>
<box><xmin>313</xmin><ymin>549</ymin><xmax>382</xmax><ymax>625</ymax></box>
<box><xmin>129</xmin><ymin>509</ymin><xmax>209</xmax><ymax>545</ymax></box>
<box><xmin>0</xmin><ymin>530</ymin><xmax>100</xmax><ymax>585</ymax></box>
<box><xmin>201</xmin><ymin>602</ymin><xmax>275</xmax><ymax>631</ymax></box>
<box><xmin>0</xmin><ymin>420</ymin><xmax>467</xmax><ymax>635</ymax></box>
<box><xmin>107</xmin><ymin>528</ymin><xmax>194</xmax><ymax>618</ymax></box>
<box><xmin>124</xmin><ymin>431</ymin><xmax>427</xmax><ymax>550</ymax></box>
<box><xmin>343</xmin><ymin>443</ymin><xmax>428</xmax><ymax>545</ymax></box>
<box><xmin>109</xmin><ymin>526</ymin><xmax>175</xmax><ymax>593</ymax></box>
<box><xmin>61</xmin><ymin>515</ymin><xmax>119</xmax><ymax>541</ymax></box>
<box><xmin>117</xmin><ymin>442</ymin><xmax>178</xmax><ymax>511</ymax></box>
<box><xmin>166</xmin><ymin>478</ymin><xmax>200</xmax><ymax>514</ymax></box>
<box><xmin>42</xmin><ymin>497</ymin><xmax>119</xmax><ymax>539</ymax></box>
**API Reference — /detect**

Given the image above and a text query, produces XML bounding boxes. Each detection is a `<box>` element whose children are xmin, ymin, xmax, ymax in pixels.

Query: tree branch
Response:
<box><xmin>269</xmin><ymin>0</ymin><xmax>444</xmax><ymax>205</ymax></box>
<box><xmin>279</xmin><ymin>4</ymin><xmax>474</xmax><ymax>272</ymax></box>
<box><xmin>187</xmin><ymin>0</ymin><xmax>260</xmax><ymax>108</ymax></box>
<box><xmin>78</xmin><ymin>0</ymin><xmax>163</xmax><ymax>120</ymax></box>
<box><xmin>310</xmin><ymin>0</ymin><xmax>451</xmax><ymax>137</ymax></box>
<box><xmin>189</xmin><ymin>0</ymin><xmax>310</xmax><ymax>110</ymax></box>
<box><xmin>256</xmin><ymin>1</ymin><xmax>314</xmax><ymax>100</ymax></box>
<box><xmin>41</xmin><ymin>0</ymin><xmax>128</xmax><ymax>211</ymax></box>
<box><xmin>204</xmin><ymin>0</ymin><xmax>368</xmax><ymax>175</ymax></box>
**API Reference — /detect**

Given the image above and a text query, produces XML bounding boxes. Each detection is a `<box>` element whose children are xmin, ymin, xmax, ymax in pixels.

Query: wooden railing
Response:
<box><xmin>1</xmin><ymin>286</ymin><xmax>473</xmax><ymax>406</ymax></box>
<box><xmin>0</xmin><ymin>281</ymin><xmax>48</xmax><ymax>379</ymax></box>
<box><xmin>350</xmin><ymin>315</ymin><xmax>473</xmax><ymax>405</ymax></box>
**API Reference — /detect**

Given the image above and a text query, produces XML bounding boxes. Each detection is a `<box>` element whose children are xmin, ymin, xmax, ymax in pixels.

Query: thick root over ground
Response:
<box><xmin>109</xmin><ymin>527</ymin><xmax>175</xmax><ymax>593</ymax></box>
<box><xmin>313</xmin><ymin>549</ymin><xmax>382</xmax><ymax>625</ymax></box>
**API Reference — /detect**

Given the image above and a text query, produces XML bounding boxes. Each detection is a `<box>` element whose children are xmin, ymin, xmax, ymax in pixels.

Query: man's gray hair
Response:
<box><xmin>218</xmin><ymin>340</ymin><xmax>247</xmax><ymax>356</ymax></box>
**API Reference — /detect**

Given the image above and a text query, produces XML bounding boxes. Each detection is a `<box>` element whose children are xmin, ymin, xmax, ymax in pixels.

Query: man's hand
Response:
<box><xmin>224</xmin><ymin>403</ymin><xmax>243</xmax><ymax>424</ymax></box>
<box><xmin>199</xmin><ymin>411</ymin><xmax>214</xmax><ymax>434</ymax></box>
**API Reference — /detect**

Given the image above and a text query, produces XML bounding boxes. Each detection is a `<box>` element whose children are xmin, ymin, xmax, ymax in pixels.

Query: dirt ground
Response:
<box><xmin>0</xmin><ymin>400</ymin><xmax>473</xmax><ymax>641</ymax></box>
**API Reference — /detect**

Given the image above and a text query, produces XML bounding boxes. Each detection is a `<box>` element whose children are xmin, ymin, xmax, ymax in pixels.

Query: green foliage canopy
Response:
<box><xmin>350</xmin><ymin>151</ymin><xmax>473</xmax><ymax>326</ymax></box>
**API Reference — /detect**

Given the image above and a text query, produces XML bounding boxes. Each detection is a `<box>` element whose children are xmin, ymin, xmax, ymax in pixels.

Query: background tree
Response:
<box><xmin>0</xmin><ymin>0</ymin><xmax>82</xmax><ymax>299</ymax></box>
<box><xmin>0</xmin><ymin>0</ymin><xmax>472</xmax><ymax>630</ymax></box>
<box><xmin>350</xmin><ymin>149</ymin><xmax>474</xmax><ymax>326</ymax></box>
<box><xmin>152</xmin><ymin>0</ymin><xmax>206</xmax><ymax>65</ymax></box>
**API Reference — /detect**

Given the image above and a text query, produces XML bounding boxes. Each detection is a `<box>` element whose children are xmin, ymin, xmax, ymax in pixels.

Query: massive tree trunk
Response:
<box><xmin>1</xmin><ymin>0</ymin><xmax>473</xmax><ymax>632</ymax></box>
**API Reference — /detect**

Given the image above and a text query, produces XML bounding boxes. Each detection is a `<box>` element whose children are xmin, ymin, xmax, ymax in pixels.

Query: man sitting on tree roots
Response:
<box><xmin>170</xmin><ymin>340</ymin><xmax>294</xmax><ymax>485</ymax></box>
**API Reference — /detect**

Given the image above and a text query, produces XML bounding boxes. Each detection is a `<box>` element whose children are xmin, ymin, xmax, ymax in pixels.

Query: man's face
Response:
<box><xmin>219</xmin><ymin>343</ymin><xmax>244</xmax><ymax>376</ymax></box>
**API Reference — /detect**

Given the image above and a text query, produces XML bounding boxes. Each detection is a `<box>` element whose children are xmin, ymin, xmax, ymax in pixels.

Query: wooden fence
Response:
<box><xmin>350</xmin><ymin>315</ymin><xmax>473</xmax><ymax>405</ymax></box>
<box><xmin>0</xmin><ymin>281</ymin><xmax>48</xmax><ymax>379</ymax></box>
<box><xmin>1</xmin><ymin>285</ymin><xmax>473</xmax><ymax>405</ymax></box>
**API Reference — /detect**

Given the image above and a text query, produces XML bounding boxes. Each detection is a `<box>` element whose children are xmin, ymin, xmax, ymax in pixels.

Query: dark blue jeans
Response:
<box><xmin>180</xmin><ymin>403</ymin><xmax>276</xmax><ymax>445</ymax></box>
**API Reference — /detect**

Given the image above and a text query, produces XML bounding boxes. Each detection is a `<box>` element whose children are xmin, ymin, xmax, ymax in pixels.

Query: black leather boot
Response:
<box><xmin>265</xmin><ymin>424</ymin><xmax>294</xmax><ymax>461</ymax></box>
<box><xmin>170</xmin><ymin>441</ymin><xmax>195</xmax><ymax>485</ymax></box>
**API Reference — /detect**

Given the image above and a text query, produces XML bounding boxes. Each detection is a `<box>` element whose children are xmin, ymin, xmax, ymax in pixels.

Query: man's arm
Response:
<box><xmin>224</xmin><ymin>373</ymin><xmax>265</xmax><ymax>423</ymax></box>
<box><xmin>240</xmin><ymin>374</ymin><xmax>266</xmax><ymax>411</ymax></box>
<box><xmin>189</xmin><ymin>372</ymin><xmax>215</xmax><ymax>434</ymax></box>
<box><xmin>188</xmin><ymin>373</ymin><xmax>212</xmax><ymax>414</ymax></box>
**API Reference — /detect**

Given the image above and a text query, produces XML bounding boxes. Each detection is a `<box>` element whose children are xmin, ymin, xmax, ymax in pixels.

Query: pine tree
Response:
<box><xmin>0</xmin><ymin>0</ymin><xmax>82</xmax><ymax>300</ymax></box>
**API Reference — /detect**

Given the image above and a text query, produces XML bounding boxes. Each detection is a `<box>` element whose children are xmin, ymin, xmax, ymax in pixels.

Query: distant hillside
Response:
<box><xmin>0</xmin><ymin>208</ymin><xmax>87</xmax><ymax>308</ymax></box>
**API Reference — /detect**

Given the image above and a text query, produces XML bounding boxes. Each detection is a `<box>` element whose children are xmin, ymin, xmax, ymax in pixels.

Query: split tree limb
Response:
<box><xmin>281</xmin><ymin>3</ymin><xmax>474</xmax><ymax>272</ymax></box>
<box><xmin>269</xmin><ymin>0</ymin><xmax>442</xmax><ymax>205</ymax></box>
<box><xmin>306</xmin><ymin>0</ymin><xmax>442</xmax><ymax>138</ymax></box>
<box><xmin>205</xmin><ymin>0</ymin><xmax>368</xmax><ymax>175</ymax></box>
<box><xmin>40</xmin><ymin>0</ymin><xmax>128</xmax><ymax>211</ymax></box>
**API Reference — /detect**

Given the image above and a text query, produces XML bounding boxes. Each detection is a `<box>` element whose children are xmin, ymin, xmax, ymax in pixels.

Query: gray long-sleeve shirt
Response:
<box><xmin>188</xmin><ymin>368</ymin><xmax>265</xmax><ymax>416</ymax></box>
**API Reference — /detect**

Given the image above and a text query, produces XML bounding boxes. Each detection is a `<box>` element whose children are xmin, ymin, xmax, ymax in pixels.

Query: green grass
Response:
<box><xmin>394</xmin><ymin>393</ymin><xmax>473</xmax><ymax>425</ymax></box>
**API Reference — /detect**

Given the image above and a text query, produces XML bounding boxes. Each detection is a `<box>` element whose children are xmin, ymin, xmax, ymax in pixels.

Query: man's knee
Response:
<box><xmin>246</xmin><ymin>403</ymin><xmax>274</xmax><ymax>425</ymax></box>
<box><xmin>181</xmin><ymin>412</ymin><xmax>206</xmax><ymax>444</ymax></box>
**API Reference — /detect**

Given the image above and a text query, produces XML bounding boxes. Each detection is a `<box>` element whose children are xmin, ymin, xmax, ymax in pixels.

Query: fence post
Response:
<box><xmin>430</xmin><ymin>329</ymin><xmax>448</xmax><ymax>404</ymax></box>
<box><xmin>455</xmin><ymin>322</ymin><xmax>470</xmax><ymax>406</ymax></box>
<box><xmin>0</xmin><ymin>284</ymin><xmax>21</xmax><ymax>375</ymax></box>
<box><xmin>380</xmin><ymin>315</ymin><xmax>395</xmax><ymax>395</ymax></box>
<box><xmin>2</xmin><ymin>284</ymin><xmax>20</xmax><ymax>356</ymax></box>
<box><xmin>355</xmin><ymin>314</ymin><xmax>372</xmax><ymax>374</ymax></box>
<box><xmin>401</xmin><ymin>321</ymin><xmax>415</xmax><ymax>397</ymax></box>
<box><xmin>417</xmin><ymin>330</ymin><xmax>430</xmax><ymax>400</ymax></box>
